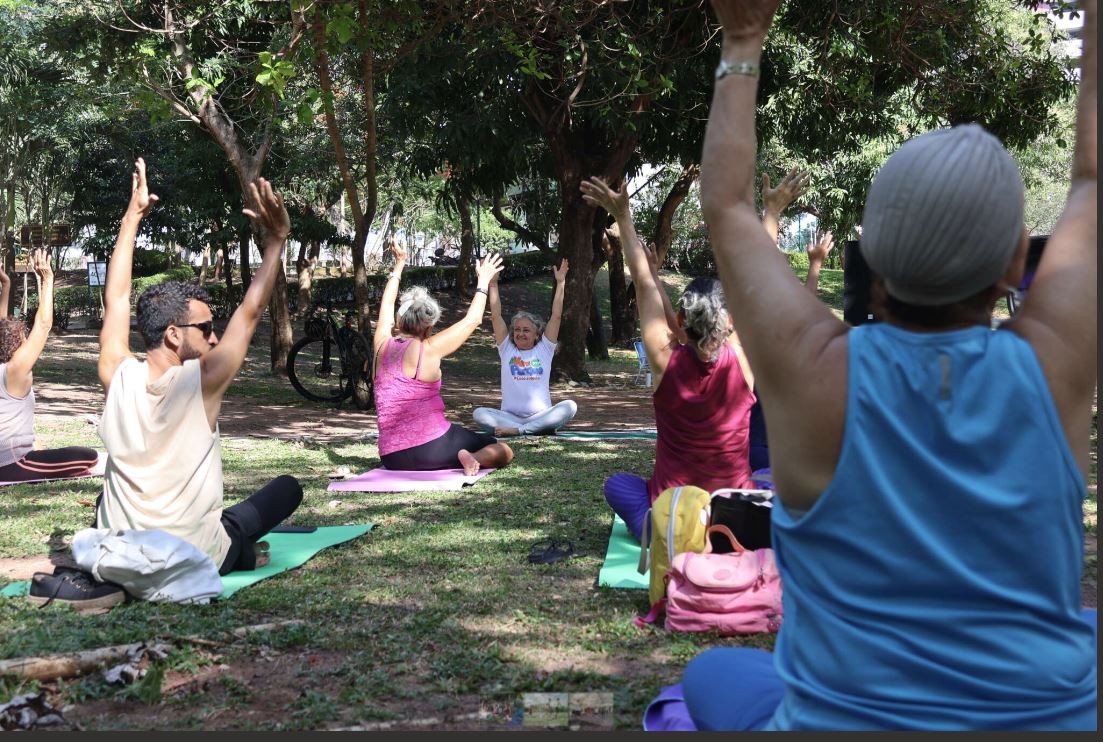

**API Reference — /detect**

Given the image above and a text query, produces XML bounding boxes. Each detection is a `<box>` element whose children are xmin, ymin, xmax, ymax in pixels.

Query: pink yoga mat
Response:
<box><xmin>0</xmin><ymin>451</ymin><xmax>107</xmax><ymax>487</ymax></box>
<box><xmin>327</xmin><ymin>467</ymin><xmax>495</xmax><ymax>492</ymax></box>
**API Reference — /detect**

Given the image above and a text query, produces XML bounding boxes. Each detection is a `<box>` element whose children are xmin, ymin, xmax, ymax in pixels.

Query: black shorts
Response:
<box><xmin>380</xmin><ymin>424</ymin><xmax>497</xmax><ymax>471</ymax></box>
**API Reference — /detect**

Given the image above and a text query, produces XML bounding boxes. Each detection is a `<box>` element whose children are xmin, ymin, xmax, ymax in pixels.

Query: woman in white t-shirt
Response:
<box><xmin>473</xmin><ymin>259</ymin><xmax>578</xmax><ymax>436</ymax></box>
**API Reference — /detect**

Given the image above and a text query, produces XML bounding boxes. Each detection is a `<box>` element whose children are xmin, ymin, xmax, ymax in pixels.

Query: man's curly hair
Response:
<box><xmin>135</xmin><ymin>281</ymin><xmax>213</xmax><ymax>350</ymax></box>
<box><xmin>0</xmin><ymin>318</ymin><xmax>27</xmax><ymax>364</ymax></box>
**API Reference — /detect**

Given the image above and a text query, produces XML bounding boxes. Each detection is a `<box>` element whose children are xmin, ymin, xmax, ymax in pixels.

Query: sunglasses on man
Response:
<box><xmin>174</xmin><ymin>320</ymin><xmax>216</xmax><ymax>338</ymax></box>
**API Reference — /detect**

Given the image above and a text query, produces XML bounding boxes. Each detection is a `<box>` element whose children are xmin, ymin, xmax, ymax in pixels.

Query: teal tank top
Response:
<box><xmin>767</xmin><ymin>323</ymin><xmax>1096</xmax><ymax>730</ymax></box>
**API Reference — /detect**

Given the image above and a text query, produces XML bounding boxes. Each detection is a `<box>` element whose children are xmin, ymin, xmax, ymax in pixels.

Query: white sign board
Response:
<box><xmin>87</xmin><ymin>262</ymin><xmax>107</xmax><ymax>287</ymax></box>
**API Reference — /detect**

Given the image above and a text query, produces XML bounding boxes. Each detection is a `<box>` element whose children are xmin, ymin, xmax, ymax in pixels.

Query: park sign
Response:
<box><xmin>19</xmin><ymin>224</ymin><xmax>44</xmax><ymax>248</ymax></box>
<box><xmin>49</xmin><ymin>223</ymin><xmax>72</xmax><ymax>247</ymax></box>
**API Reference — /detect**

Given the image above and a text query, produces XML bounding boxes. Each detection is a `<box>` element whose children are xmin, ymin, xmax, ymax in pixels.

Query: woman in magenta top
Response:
<box><xmin>580</xmin><ymin>177</ymin><xmax>756</xmax><ymax>540</ymax></box>
<box><xmin>372</xmin><ymin>240</ymin><xmax>513</xmax><ymax>475</ymax></box>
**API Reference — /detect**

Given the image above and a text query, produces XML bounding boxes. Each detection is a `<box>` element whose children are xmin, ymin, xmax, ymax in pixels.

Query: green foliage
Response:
<box><xmin>129</xmin><ymin>266</ymin><xmax>197</xmax><ymax>298</ymax></box>
<box><xmin>786</xmin><ymin>251</ymin><xmax>811</xmax><ymax>272</ymax></box>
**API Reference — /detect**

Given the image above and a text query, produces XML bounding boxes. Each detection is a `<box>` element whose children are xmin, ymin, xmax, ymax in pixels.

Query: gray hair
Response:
<box><xmin>396</xmin><ymin>286</ymin><xmax>441</xmax><ymax>338</ymax></box>
<box><xmin>680</xmin><ymin>276</ymin><xmax>730</xmax><ymax>361</ymax></box>
<box><xmin>510</xmin><ymin>310</ymin><xmax>545</xmax><ymax>335</ymax></box>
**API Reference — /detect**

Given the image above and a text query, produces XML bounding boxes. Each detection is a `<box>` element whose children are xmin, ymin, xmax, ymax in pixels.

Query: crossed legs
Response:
<box><xmin>473</xmin><ymin>400</ymin><xmax>578</xmax><ymax>436</ymax></box>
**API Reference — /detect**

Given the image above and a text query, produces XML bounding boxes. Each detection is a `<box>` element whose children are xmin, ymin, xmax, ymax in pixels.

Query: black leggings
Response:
<box><xmin>380</xmin><ymin>423</ymin><xmax>497</xmax><ymax>471</ymax></box>
<box><xmin>219</xmin><ymin>475</ymin><xmax>304</xmax><ymax>575</ymax></box>
<box><xmin>0</xmin><ymin>447</ymin><xmax>99</xmax><ymax>482</ymax></box>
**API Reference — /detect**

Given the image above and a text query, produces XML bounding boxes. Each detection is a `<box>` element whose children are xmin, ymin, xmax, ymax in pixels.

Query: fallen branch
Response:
<box><xmin>0</xmin><ymin>643</ymin><xmax>146</xmax><ymax>683</ymax></box>
<box><xmin>0</xmin><ymin>620</ymin><xmax>305</xmax><ymax>682</ymax></box>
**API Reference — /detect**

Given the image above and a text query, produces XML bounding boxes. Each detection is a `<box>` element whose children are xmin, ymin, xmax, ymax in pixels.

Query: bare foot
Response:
<box><xmin>254</xmin><ymin>541</ymin><xmax>271</xmax><ymax>568</ymax></box>
<box><xmin>457</xmin><ymin>449</ymin><xmax>480</xmax><ymax>477</ymax></box>
<box><xmin>494</xmin><ymin>426</ymin><xmax>520</xmax><ymax>437</ymax></box>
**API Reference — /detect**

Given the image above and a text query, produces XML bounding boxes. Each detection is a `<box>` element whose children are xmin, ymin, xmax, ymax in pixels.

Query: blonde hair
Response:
<box><xmin>395</xmin><ymin>286</ymin><xmax>441</xmax><ymax>339</ymax></box>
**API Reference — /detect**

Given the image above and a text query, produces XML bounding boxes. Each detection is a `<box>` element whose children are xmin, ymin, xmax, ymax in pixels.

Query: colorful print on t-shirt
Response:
<box><xmin>509</xmin><ymin>355</ymin><xmax>544</xmax><ymax>380</ymax></box>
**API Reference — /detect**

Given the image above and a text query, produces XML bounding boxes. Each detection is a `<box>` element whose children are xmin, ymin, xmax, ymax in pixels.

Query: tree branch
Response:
<box><xmin>491</xmin><ymin>197</ymin><xmax>552</xmax><ymax>253</ymax></box>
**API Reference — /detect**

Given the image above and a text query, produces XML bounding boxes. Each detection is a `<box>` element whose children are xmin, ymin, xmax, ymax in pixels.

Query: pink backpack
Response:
<box><xmin>664</xmin><ymin>525</ymin><xmax>783</xmax><ymax>635</ymax></box>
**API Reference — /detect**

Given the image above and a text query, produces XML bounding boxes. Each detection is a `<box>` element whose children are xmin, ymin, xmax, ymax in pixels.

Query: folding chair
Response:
<box><xmin>631</xmin><ymin>338</ymin><xmax>652</xmax><ymax>387</ymax></box>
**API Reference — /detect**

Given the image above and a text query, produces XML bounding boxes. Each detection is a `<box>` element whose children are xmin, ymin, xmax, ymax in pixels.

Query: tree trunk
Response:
<box><xmin>550</xmin><ymin>189</ymin><xmax>600</xmax><ymax>382</ymax></box>
<box><xmin>586</xmin><ymin>293</ymin><xmax>608</xmax><ymax>360</ymax></box>
<box><xmin>268</xmin><ymin>265</ymin><xmax>293</xmax><ymax>377</ymax></box>
<box><xmin>238</xmin><ymin>227</ymin><xmax>252</xmax><ymax>292</ymax></box>
<box><xmin>3</xmin><ymin>184</ymin><xmax>14</xmax><ymax>316</ymax></box>
<box><xmin>456</xmin><ymin>195</ymin><xmax>475</xmax><ymax>296</ymax></box>
<box><xmin>603</xmin><ymin>227</ymin><xmax>635</xmax><ymax>346</ymax></box>
<box><xmin>651</xmin><ymin>163</ymin><xmax>700</xmax><ymax>267</ymax></box>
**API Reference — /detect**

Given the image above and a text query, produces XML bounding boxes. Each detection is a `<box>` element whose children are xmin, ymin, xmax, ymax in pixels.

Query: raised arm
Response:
<box><xmin>1012</xmin><ymin>0</ymin><xmax>1096</xmax><ymax>474</ymax></box>
<box><xmin>488</xmin><ymin>264</ymin><xmax>508</xmax><ymax>345</ymax></box>
<box><xmin>642</xmin><ymin>241</ymin><xmax>687</xmax><ymax>343</ymax></box>
<box><xmin>374</xmin><ymin>238</ymin><xmax>406</xmax><ymax>355</ymax></box>
<box><xmin>761</xmin><ymin>167</ymin><xmax>811</xmax><ymax>243</ymax></box>
<box><xmin>98</xmin><ymin>158</ymin><xmax>159</xmax><ymax>390</ymax></box>
<box><xmin>4</xmin><ymin>249</ymin><xmax>53</xmax><ymax>397</ymax></box>
<box><xmin>581</xmin><ymin>177</ymin><xmax>676</xmax><ymax>378</ymax></box>
<box><xmin>543</xmin><ymin>259</ymin><xmax>569</xmax><ymax>344</ymax></box>
<box><xmin>0</xmin><ymin>262</ymin><xmax>10</xmax><ymax>319</ymax></box>
<box><xmin>200</xmin><ymin>179</ymin><xmax>290</xmax><ymax>405</ymax></box>
<box><xmin>702</xmin><ymin>0</ymin><xmax>848</xmax><ymax>506</ymax></box>
<box><xmin>804</xmin><ymin>230</ymin><xmax>834</xmax><ymax>295</ymax></box>
<box><xmin>425</xmin><ymin>253</ymin><xmax>503</xmax><ymax>358</ymax></box>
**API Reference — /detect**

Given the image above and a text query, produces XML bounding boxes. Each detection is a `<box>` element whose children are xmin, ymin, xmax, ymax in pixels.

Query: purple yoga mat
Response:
<box><xmin>0</xmin><ymin>451</ymin><xmax>107</xmax><ymax>487</ymax></box>
<box><xmin>326</xmin><ymin>467</ymin><xmax>495</xmax><ymax>492</ymax></box>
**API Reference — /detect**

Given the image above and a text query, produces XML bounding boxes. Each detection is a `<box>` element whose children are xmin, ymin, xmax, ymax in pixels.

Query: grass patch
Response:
<box><xmin>0</xmin><ymin>266</ymin><xmax>1094</xmax><ymax>730</ymax></box>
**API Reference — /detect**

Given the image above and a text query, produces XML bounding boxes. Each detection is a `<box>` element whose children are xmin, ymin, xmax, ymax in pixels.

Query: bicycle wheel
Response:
<box><xmin>340</xmin><ymin>330</ymin><xmax>375</xmax><ymax>410</ymax></box>
<box><xmin>288</xmin><ymin>334</ymin><xmax>353</xmax><ymax>404</ymax></box>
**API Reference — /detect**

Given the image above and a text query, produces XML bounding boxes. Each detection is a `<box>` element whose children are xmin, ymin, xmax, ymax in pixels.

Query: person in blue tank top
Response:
<box><xmin>648</xmin><ymin>0</ymin><xmax>1098</xmax><ymax>732</ymax></box>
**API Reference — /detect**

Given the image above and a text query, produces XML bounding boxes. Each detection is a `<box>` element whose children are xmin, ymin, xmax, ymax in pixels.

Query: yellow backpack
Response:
<box><xmin>638</xmin><ymin>486</ymin><xmax>711</xmax><ymax>606</ymax></box>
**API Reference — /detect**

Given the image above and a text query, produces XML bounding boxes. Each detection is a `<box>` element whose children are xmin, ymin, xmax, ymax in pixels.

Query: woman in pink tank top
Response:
<box><xmin>372</xmin><ymin>240</ymin><xmax>513</xmax><ymax>475</ymax></box>
<box><xmin>581</xmin><ymin>178</ymin><xmax>757</xmax><ymax>541</ymax></box>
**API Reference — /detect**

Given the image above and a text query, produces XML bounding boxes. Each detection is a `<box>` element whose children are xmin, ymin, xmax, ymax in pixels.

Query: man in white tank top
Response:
<box><xmin>95</xmin><ymin>159</ymin><xmax>302</xmax><ymax>574</ymax></box>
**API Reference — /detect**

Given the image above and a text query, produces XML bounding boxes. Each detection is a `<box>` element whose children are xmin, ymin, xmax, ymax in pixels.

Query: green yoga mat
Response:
<box><xmin>0</xmin><ymin>525</ymin><xmax>372</xmax><ymax>601</ymax></box>
<box><xmin>556</xmin><ymin>430</ymin><xmax>657</xmax><ymax>440</ymax></box>
<box><xmin>597</xmin><ymin>516</ymin><xmax>648</xmax><ymax>589</ymax></box>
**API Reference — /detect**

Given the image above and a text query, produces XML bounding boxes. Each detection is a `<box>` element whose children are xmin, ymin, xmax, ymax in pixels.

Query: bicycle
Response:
<box><xmin>287</xmin><ymin>300</ymin><xmax>373</xmax><ymax>409</ymax></box>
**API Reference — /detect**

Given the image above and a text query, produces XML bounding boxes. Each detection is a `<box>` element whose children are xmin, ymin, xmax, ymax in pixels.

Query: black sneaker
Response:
<box><xmin>27</xmin><ymin>569</ymin><xmax>125</xmax><ymax>611</ymax></box>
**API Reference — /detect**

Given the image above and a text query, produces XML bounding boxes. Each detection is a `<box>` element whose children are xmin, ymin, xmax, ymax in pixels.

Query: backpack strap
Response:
<box><xmin>705</xmin><ymin>524</ymin><xmax>746</xmax><ymax>554</ymax></box>
<box><xmin>637</xmin><ymin>509</ymin><xmax>653</xmax><ymax>575</ymax></box>
<box><xmin>633</xmin><ymin>598</ymin><xmax>667</xmax><ymax>629</ymax></box>
<box><xmin>667</xmin><ymin>486</ymin><xmax>684</xmax><ymax>566</ymax></box>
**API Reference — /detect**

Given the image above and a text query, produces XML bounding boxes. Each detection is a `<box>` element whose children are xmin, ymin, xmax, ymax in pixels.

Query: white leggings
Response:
<box><xmin>473</xmin><ymin>400</ymin><xmax>578</xmax><ymax>435</ymax></box>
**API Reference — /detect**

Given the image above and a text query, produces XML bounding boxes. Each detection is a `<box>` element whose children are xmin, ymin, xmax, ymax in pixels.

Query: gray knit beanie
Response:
<box><xmin>859</xmin><ymin>124</ymin><xmax>1025</xmax><ymax>305</ymax></box>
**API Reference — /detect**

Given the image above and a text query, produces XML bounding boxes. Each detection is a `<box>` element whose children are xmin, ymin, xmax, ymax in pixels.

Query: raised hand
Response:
<box><xmin>389</xmin><ymin>237</ymin><xmax>408</xmax><ymax>265</ymax></box>
<box><xmin>710</xmin><ymin>0</ymin><xmax>785</xmax><ymax>41</ymax></box>
<box><xmin>126</xmin><ymin>158</ymin><xmax>159</xmax><ymax>219</ymax></box>
<box><xmin>807</xmin><ymin>230</ymin><xmax>834</xmax><ymax>264</ymax></box>
<box><xmin>580</xmin><ymin>177</ymin><xmax>630</xmax><ymax>220</ymax></box>
<box><xmin>762</xmin><ymin>167</ymin><xmax>810</xmax><ymax>215</ymax></box>
<box><xmin>31</xmin><ymin>248</ymin><xmax>53</xmax><ymax>284</ymax></box>
<box><xmin>552</xmin><ymin>258</ymin><xmax>569</xmax><ymax>284</ymax></box>
<box><xmin>475</xmin><ymin>253</ymin><xmax>504</xmax><ymax>288</ymax></box>
<box><xmin>242</xmin><ymin>178</ymin><xmax>291</xmax><ymax>246</ymax></box>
